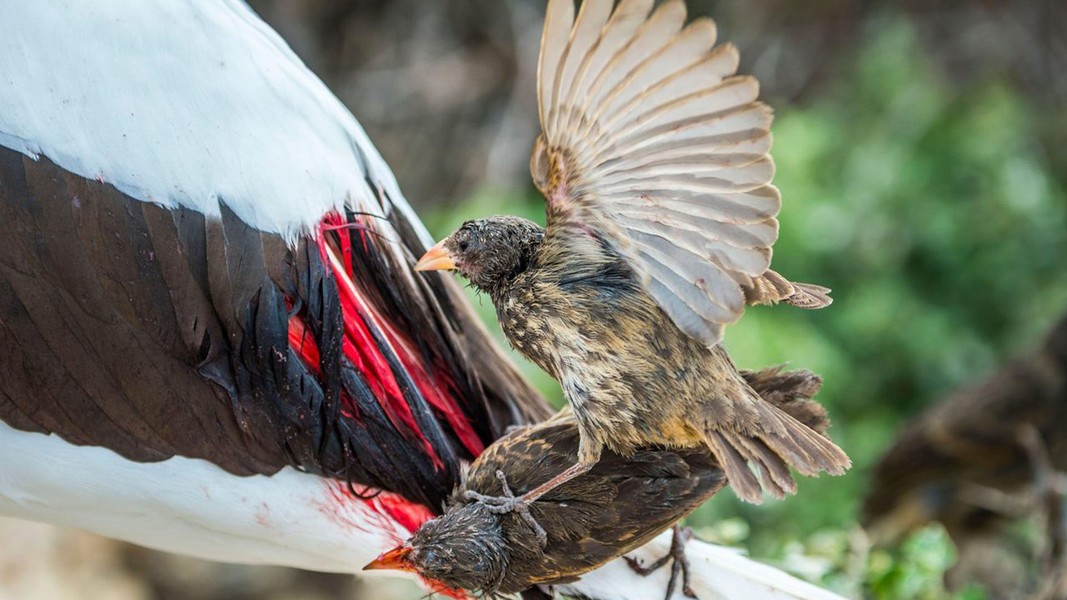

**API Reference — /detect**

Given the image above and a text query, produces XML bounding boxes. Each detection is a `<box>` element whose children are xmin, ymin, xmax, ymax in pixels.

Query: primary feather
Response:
<box><xmin>533</xmin><ymin>0</ymin><xmax>824</xmax><ymax>347</ymax></box>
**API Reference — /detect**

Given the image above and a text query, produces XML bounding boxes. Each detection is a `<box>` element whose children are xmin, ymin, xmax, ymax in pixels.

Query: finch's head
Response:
<box><xmin>415</xmin><ymin>216</ymin><xmax>544</xmax><ymax>294</ymax></box>
<box><xmin>364</xmin><ymin>503</ymin><xmax>508</xmax><ymax>595</ymax></box>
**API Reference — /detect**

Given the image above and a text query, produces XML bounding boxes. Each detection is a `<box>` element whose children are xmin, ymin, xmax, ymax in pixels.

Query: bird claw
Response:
<box><xmin>464</xmin><ymin>470</ymin><xmax>549</xmax><ymax>548</ymax></box>
<box><xmin>624</xmin><ymin>526</ymin><xmax>698</xmax><ymax>599</ymax></box>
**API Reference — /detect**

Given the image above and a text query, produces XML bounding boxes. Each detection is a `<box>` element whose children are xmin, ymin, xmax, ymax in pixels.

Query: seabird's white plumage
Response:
<box><xmin>0</xmin><ymin>421</ymin><xmax>409</xmax><ymax>574</ymax></box>
<box><xmin>0</xmin><ymin>0</ymin><xmax>428</xmax><ymax>245</ymax></box>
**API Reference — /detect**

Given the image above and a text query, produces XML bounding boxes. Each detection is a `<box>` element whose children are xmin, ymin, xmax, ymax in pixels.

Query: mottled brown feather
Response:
<box><xmin>474</xmin><ymin>218</ymin><xmax>850</xmax><ymax>504</ymax></box>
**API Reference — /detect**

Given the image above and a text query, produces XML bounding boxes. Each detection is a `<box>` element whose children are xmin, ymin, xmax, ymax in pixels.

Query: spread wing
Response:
<box><xmin>532</xmin><ymin>0</ymin><xmax>781</xmax><ymax>346</ymax></box>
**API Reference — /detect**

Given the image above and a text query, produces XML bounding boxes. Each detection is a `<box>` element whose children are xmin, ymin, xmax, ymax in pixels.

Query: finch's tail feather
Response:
<box><xmin>703</xmin><ymin>373</ymin><xmax>850</xmax><ymax>504</ymax></box>
<box><xmin>744</xmin><ymin>270</ymin><xmax>832</xmax><ymax>310</ymax></box>
<box><xmin>742</xmin><ymin>366</ymin><xmax>830</xmax><ymax>434</ymax></box>
<box><xmin>785</xmin><ymin>282</ymin><xmax>833</xmax><ymax>309</ymax></box>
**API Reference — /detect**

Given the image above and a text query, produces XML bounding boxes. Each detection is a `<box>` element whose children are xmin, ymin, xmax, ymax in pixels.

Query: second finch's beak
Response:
<box><xmin>363</xmin><ymin>545</ymin><xmax>415</xmax><ymax>572</ymax></box>
<box><xmin>415</xmin><ymin>239</ymin><xmax>457</xmax><ymax>272</ymax></box>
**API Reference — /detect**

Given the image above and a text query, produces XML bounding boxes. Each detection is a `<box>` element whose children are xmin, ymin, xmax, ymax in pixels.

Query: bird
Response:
<box><xmin>366</xmin><ymin>367</ymin><xmax>834</xmax><ymax>598</ymax></box>
<box><xmin>863</xmin><ymin>312</ymin><xmax>1067</xmax><ymax>594</ymax></box>
<box><xmin>415</xmin><ymin>0</ymin><xmax>851</xmax><ymax>515</ymax></box>
<box><xmin>0</xmin><ymin>2</ymin><xmax>851</xmax><ymax>600</ymax></box>
<box><xmin>0</xmin><ymin>0</ymin><xmax>551</xmax><ymax>580</ymax></box>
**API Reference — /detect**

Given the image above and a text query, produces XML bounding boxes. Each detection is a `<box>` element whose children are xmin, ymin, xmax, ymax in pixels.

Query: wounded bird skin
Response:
<box><xmin>372</xmin><ymin>368</ymin><xmax>835</xmax><ymax>596</ymax></box>
<box><xmin>417</xmin><ymin>0</ymin><xmax>850</xmax><ymax>505</ymax></box>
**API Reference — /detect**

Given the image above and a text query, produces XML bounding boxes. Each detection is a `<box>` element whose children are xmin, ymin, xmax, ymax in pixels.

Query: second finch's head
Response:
<box><xmin>415</xmin><ymin>216</ymin><xmax>544</xmax><ymax>294</ymax></box>
<box><xmin>364</xmin><ymin>503</ymin><xmax>508</xmax><ymax>595</ymax></box>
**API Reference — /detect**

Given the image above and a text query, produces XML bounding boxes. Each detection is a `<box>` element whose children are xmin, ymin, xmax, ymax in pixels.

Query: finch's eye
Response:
<box><xmin>458</xmin><ymin>240</ymin><xmax>469</xmax><ymax>252</ymax></box>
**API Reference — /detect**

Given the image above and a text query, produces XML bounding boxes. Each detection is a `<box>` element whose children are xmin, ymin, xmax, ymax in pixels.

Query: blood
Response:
<box><xmin>322</xmin><ymin>482</ymin><xmax>469</xmax><ymax>600</ymax></box>
<box><xmin>298</xmin><ymin>210</ymin><xmax>484</xmax><ymax>599</ymax></box>
<box><xmin>331</xmin><ymin>214</ymin><xmax>484</xmax><ymax>458</ymax></box>
<box><xmin>288</xmin><ymin>212</ymin><xmax>487</xmax><ymax>476</ymax></box>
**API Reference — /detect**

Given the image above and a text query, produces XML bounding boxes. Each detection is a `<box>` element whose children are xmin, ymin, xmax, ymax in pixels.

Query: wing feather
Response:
<box><xmin>593</xmin><ymin>18</ymin><xmax>717</xmax><ymax>130</ymax></box>
<box><xmin>579</xmin><ymin>1</ymin><xmax>687</xmax><ymax>131</ymax></box>
<box><xmin>554</xmin><ymin>0</ymin><xmax>614</xmax><ymax>136</ymax></box>
<box><xmin>538</xmin><ymin>0</ymin><xmax>576</xmax><ymax>129</ymax></box>
<box><xmin>566</xmin><ymin>0</ymin><xmax>655</xmax><ymax>140</ymax></box>
<box><xmin>535</xmin><ymin>0</ymin><xmax>807</xmax><ymax>346</ymax></box>
<box><xmin>610</xmin><ymin>43</ymin><xmax>741</xmax><ymax>125</ymax></box>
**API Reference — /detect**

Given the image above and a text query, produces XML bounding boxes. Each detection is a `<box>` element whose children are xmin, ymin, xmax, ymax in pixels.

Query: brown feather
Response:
<box><xmin>428</xmin><ymin>0</ymin><xmax>847</xmax><ymax>511</ymax></box>
<box><xmin>439</xmin><ymin>213</ymin><xmax>849</xmax><ymax>505</ymax></box>
<box><xmin>399</xmin><ymin>366</ymin><xmax>832</xmax><ymax>595</ymax></box>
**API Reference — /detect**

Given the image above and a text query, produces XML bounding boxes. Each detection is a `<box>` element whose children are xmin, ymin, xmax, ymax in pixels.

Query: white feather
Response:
<box><xmin>0</xmin><ymin>421</ymin><xmax>417</xmax><ymax>578</ymax></box>
<box><xmin>0</xmin><ymin>422</ymin><xmax>846</xmax><ymax>599</ymax></box>
<box><xmin>0</xmin><ymin>0</ymin><xmax>430</xmax><ymax>246</ymax></box>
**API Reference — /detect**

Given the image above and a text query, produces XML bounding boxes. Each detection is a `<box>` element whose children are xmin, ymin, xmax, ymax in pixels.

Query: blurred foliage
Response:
<box><xmin>425</xmin><ymin>16</ymin><xmax>1067</xmax><ymax>600</ymax></box>
<box><xmin>864</xmin><ymin>527</ymin><xmax>986</xmax><ymax>600</ymax></box>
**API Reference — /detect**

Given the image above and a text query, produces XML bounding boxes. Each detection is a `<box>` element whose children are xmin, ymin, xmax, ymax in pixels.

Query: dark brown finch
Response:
<box><xmin>367</xmin><ymin>368</ymin><xmax>834</xmax><ymax>597</ymax></box>
<box><xmin>416</xmin><ymin>0</ymin><xmax>849</xmax><ymax>513</ymax></box>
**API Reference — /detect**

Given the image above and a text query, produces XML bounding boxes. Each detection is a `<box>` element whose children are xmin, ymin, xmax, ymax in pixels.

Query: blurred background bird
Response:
<box><xmin>416</xmin><ymin>0</ymin><xmax>849</xmax><ymax>514</ymax></box>
<box><xmin>368</xmin><ymin>367</ymin><xmax>833</xmax><ymax>598</ymax></box>
<box><xmin>1</xmin><ymin>0</ymin><xmax>1066</xmax><ymax>598</ymax></box>
<box><xmin>863</xmin><ymin>311</ymin><xmax>1067</xmax><ymax>597</ymax></box>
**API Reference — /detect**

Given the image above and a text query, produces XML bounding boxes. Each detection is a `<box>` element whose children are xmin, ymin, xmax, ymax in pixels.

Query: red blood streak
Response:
<box><xmin>322</xmin><ymin>482</ymin><xmax>468</xmax><ymax>599</ymax></box>
<box><xmin>303</xmin><ymin>210</ymin><xmax>484</xmax><ymax>600</ymax></box>
<box><xmin>287</xmin><ymin>314</ymin><xmax>320</xmax><ymax>375</ymax></box>
<box><xmin>316</xmin><ymin>213</ymin><xmax>485</xmax><ymax>458</ymax></box>
<box><xmin>287</xmin><ymin>212</ymin><xmax>491</xmax><ymax>477</ymax></box>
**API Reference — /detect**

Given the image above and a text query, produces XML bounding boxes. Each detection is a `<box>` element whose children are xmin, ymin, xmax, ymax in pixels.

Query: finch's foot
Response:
<box><xmin>464</xmin><ymin>470</ymin><xmax>548</xmax><ymax>547</ymax></box>
<box><xmin>624</xmin><ymin>526</ymin><xmax>697</xmax><ymax>599</ymax></box>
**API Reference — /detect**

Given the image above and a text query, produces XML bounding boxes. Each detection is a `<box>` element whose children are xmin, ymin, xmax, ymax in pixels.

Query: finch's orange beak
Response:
<box><xmin>415</xmin><ymin>239</ymin><xmax>457</xmax><ymax>272</ymax></box>
<box><xmin>363</xmin><ymin>545</ymin><xmax>415</xmax><ymax>572</ymax></box>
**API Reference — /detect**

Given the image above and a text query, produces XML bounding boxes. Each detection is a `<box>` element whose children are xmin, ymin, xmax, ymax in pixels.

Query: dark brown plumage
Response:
<box><xmin>0</xmin><ymin>144</ymin><xmax>546</xmax><ymax>511</ymax></box>
<box><xmin>415</xmin><ymin>0</ymin><xmax>849</xmax><ymax>510</ymax></box>
<box><xmin>367</xmin><ymin>367</ymin><xmax>834</xmax><ymax>597</ymax></box>
<box><xmin>863</xmin><ymin>313</ymin><xmax>1067</xmax><ymax>594</ymax></box>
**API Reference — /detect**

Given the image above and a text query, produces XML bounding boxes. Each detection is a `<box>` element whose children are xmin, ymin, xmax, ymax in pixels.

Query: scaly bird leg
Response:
<box><xmin>462</xmin><ymin>470</ymin><xmax>549</xmax><ymax>546</ymax></box>
<box><xmin>624</xmin><ymin>525</ymin><xmax>697</xmax><ymax>600</ymax></box>
<box><xmin>464</xmin><ymin>456</ymin><xmax>598</xmax><ymax>548</ymax></box>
